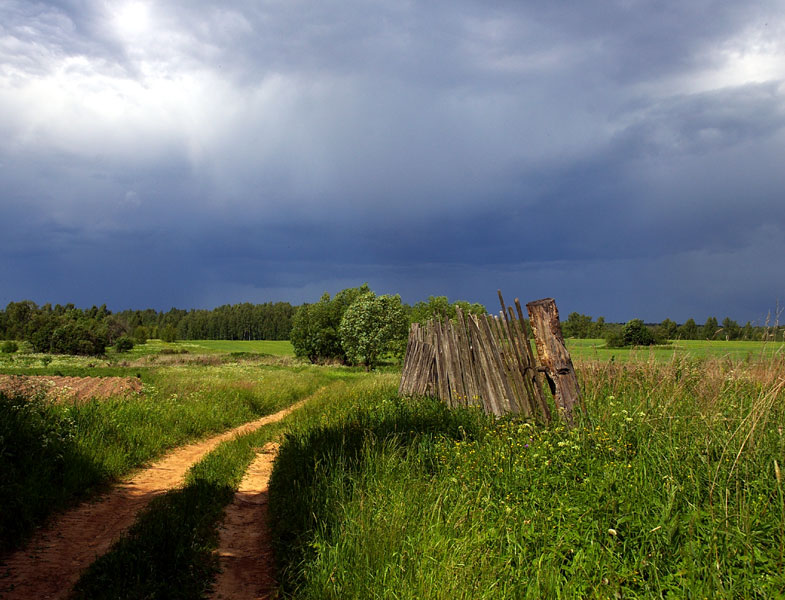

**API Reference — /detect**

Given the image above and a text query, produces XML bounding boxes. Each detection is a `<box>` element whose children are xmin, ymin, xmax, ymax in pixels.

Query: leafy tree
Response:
<box><xmin>592</xmin><ymin>317</ymin><xmax>606</xmax><ymax>338</ymax></box>
<box><xmin>290</xmin><ymin>297</ymin><xmax>343</xmax><ymax>363</ymax></box>
<box><xmin>410</xmin><ymin>296</ymin><xmax>486</xmax><ymax>325</ymax></box>
<box><xmin>50</xmin><ymin>322</ymin><xmax>107</xmax><ymax>355</ymax></box>
<box><xmin>134</xmin><ymin>326</ymin><xmax>148</xmax><ymax>344</ymax></box>
<box><xmin>562</xmin><ymin>312</ymin><xmax>593</xmax><ymax>338</ymax></box>
<box><xmin>339</xmin><ymin>292</ymin><xmax>408</xmax><ymax>369</ymax></box>
<box><xmin>678</xmin><ymin>318</ymin><xmax>699</xmax><ymax>340</ymax></box>
<box><xmin>4</xmin><ymin>300</ymin><xmax>37</xmax><ymax>339</ymax></box>
<box><xmin>28</xmin><ymin>314</ymin><xmax>60</xmax><ymax>353</ymax></box>
<box><xmin>290</xmin><ymin>284</ymin><xmax>371</xmax><ymax>363</ymax></box>
<box><xmin>607</xmin><ymin>319</ymin><xmax>657</xmax><ymax>347</ymax></box>
<box><xmin>622</xmin><ymin>319</ymin><xmax>656</xmax><ymax>346</ymax></box>
<box><xmin>1</xmin><ymin>341</ymin><xmax>18</xmax><ymax>353</ymax></box>
<box><xmin>702</xmin><ymin>316</ymin><xmax>719</xmax><ymax>340</ymax></box>
<box><xmin>660</xmin><ymin>318</ymin><xmax>678</xmax><ymax>340</ymax></box>
<box><xmin>160</xmin><ymin>325</ymin><xmax>178</xmax><ymax>343</ymax></box>
<box><xmin>115</xmin><ymin>336</ymin><xmax>134</xmax><ymax>352</ymax></box>
<box><xmin>721</xmin><ymin>317</ymin><xmax>740</xmax><ymax>340</ymax></box>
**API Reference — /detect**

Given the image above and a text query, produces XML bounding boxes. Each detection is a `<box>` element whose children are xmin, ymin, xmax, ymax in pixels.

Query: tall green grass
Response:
<box><xmin>269</xmin><ymin>357</ymin><xmax>785</xmax><ymax>598</ymax></box>
<box><xmin>0</xmin><ymin>364</ymin><xmax>332</xmax><ymax>553</ymax></box>
<box><xmin>70</xmin><ymin>375</ymin><xmax>379</xmax><ymax>599</ymax></box>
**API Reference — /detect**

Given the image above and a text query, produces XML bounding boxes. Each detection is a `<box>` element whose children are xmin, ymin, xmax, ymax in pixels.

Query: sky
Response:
<box><xmin>1</xmin><ymin>0</ymin><xmax>785</xmax><ymax>323</ymax></box>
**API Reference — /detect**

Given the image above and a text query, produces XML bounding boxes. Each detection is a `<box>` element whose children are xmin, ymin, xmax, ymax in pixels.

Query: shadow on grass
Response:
<box><xmin>268</xmin><ymin>396</ymin><xmax>490</xmax><ymax>594</ymax></box>
<box><xmin>0</xmin><ymin>392</ymin><xmax>106</xmax><ymax>555</ymax></box>
<box><xmin>71</xmin><ymin>480</ymin><xmax>233</xmax><ymax>600</ymax></box>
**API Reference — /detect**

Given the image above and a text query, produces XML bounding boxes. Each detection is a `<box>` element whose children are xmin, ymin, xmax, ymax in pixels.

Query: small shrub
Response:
<box><xmin>605</xmin><ymin>319</ymin><xmax>659</xmax><ymax>347</ymax></box>
<box><xmin>604</xmin><ymin>331</ymin><xmax>625</xmax><ymax>348</ymax></box>
<box><xmin>115</xmin><ymin>336</ymin><xmax>135</xmax><ymax>353</ymax></box>
<box><xmin>1</xmin><ymin>341</ymin><xmax>18</xmax><ymax>353</ymax></box>
<box><xmin>133</xmin><ymin>326</ymin><xmax>148</xmax><ymax>345</ymax></box>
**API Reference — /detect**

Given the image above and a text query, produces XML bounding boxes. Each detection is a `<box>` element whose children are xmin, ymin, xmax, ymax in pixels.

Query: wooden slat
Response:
<box><xmin>526</xmin><ymin>298</ymin><xmax>582</xmax><ymax>425</ymax></box>
<box><xmin>515</xmin><ymin>298</ymin><xmax>551</xmax><ymax>421</ymax></box>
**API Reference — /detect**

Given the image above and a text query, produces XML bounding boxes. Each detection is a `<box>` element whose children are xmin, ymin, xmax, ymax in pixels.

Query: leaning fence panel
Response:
<box><xmin>398</xmin><ymin>293</ymin><xmax>581</xmax><ymax>425</ymax></box>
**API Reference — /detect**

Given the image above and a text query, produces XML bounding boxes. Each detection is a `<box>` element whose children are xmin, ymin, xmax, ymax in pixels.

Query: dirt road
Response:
<box><xmin>0</xmin><ymin>401</ymin><xmax>304</xmax><ymax>600</ymax></box>
<box><xmin>210</xmin><ymin>443</ymin><xmax>280</xmax><ymax>600</ymax></box>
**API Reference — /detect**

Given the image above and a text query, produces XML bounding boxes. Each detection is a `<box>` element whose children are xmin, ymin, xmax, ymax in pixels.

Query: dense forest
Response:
<box><xmin>0</xmin><ymin>301</ymin><xmax>296</xmax><ymax>355</ymax></box>
<box><xmin>115</xmin><ymin>303</ymin><xmax>295</xmax><ymax>341</ymax></box>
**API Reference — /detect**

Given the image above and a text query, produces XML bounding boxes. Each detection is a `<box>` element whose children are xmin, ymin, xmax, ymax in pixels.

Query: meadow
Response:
<box><xmin>267</xmin><ymin>357</ymin><xmax>785</xmax><ymax>599</ymax></box>
<box><xmin>567</xmin><ymin>338</ymin><xmax>785</xmax><ymax>362</ymax></box>
<box><xmin>2</xmin><ymin>338</ymin><xmax>784</xmax><ymax>598</ymax></box>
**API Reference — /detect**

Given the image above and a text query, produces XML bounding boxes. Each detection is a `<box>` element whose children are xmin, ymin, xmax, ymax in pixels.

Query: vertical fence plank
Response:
<box><xmin>514</xmin><ymin>299</ymin><xmax>551</xmax><ymax>422</ymax></box>
<box><xmin>526</xmin><ymin>298</ymin><xmax>582</xmax><ymax>425</ymax></box>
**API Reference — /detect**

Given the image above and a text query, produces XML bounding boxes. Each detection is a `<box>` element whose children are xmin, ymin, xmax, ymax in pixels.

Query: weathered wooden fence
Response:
<box><xmin>399</xmin><ymin>292</ymin><xmax>581</xmax><ymax>425</ymax></box>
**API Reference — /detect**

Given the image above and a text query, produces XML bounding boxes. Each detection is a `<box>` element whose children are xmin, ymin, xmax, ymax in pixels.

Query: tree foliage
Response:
<box><xmin>339</xmin><ymin>292</ymin><xmax>408</xmax><ymax>369</ymax></box>
<box><xmin>410</xmin><ymin>296</ymin><xmax>486</xmax><ymax>324</ymax></box>
<box><xmin>606</xmin><ymin>319</ymin><xmax>658</xmax><ymax>347</ymax></box>
<box><xmin>702</xmin><ymin>316</ymin><xmax>720</xmax><ymax>340</ymax></box>
<box><xmin>114</xmin><ymin>336</ymin><xmax>135</xmax><ymax>352</ymax></box>
<box><xmin>659</xmin><ymin>318</ymin><xmax>679</xmax><ymax>340</ymax></box>
<box><xmin>563</xmin><ymin>312</ymin><xmax>593</xmax><ymax>338</ymax></box>
<box><xmin>290</xmin><ymin>284</ymin><xmax>371</xmax><ymax>363</ymax></box>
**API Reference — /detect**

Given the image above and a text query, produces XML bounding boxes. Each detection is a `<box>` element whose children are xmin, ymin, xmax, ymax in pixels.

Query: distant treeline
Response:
<box><xmin>115</xmin><ymin>303</ymin><xmax>295</xmax><ymax>341</ymax></box>
<box><xmin>0</xmin><ymin>300</ymin><xmax>296</xmax><ymax>355</ymax></box>
<box><xmin>0</xmin><ymin>293</ymin><xmax>486</xmax><ymax>359</ymax></box>
<box><xmin>5</xmin><ymin>297</ymin><xmax>782</xmax><ymax>357</ymax></box>
<box><xmin>562</xmin><ymin>312</ymin><xmax>785</xmax><ymax>342</ymax></box>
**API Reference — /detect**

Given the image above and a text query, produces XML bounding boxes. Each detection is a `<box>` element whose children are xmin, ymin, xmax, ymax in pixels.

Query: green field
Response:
<box><xmin>0</xmin><ymin>338</ymin><xmax>296</xmax><ymax>372</ymax></box>
<box><xmin>567</xmin><ymin>338</ymin><xmax>785</xmax><ymax>362</ymax></box>
<box><xmin>180</xmin><ymin>339</ymin><xmax>295</xmax><ymax>355</ymax></box>
<box><xmin>3</xmin><ymin>341</ymin><xmax>785</xmax><ymax>598</ymax></box>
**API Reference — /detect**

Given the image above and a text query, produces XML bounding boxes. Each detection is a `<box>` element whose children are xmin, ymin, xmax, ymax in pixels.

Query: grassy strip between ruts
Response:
<box><xmin>0</xmin><ymin>362</ymin><xmax>333</xmax><ymax>554</ymax></box>
<box><xmin>268</xmin><ymin>357</ymin><xmax>785</xmax><ymax>599</ymax></box>
<box><xmin>69</xmin><ymin>375</ymin><xmax>385</xmax><ymax>599</ymax></box>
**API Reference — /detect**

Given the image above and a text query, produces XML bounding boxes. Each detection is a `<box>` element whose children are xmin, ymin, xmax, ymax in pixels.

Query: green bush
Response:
<box><xmin>160</xmin><ymin>325</ymin><xmax>178</xmax><ymax>343</ymax></box>
<box><xmin>133</xmin><ymin>326</ymin><xmax>148</xmax><ymax>345</ymax></box>
<box><xmin>606</xmin><ymin>319</ymin><xmax>659</xmax><ymax>347</ymax></box>
<box><xmin>115</xmin><ymin>336</ymin><xmax>134</xmax><ymax>353</ymax></box>
<box><xmin>1</xmin><ymin>340</ymin><xmax>18</xmax><ymax>353</ymax></box>
<box><xmin>50</xmin><ymin>322</ymin><xmax>108</xmax><ymax>355</ymax></box>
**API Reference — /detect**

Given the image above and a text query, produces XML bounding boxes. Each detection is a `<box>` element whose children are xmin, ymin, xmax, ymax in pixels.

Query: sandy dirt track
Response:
<box><xmin>0</xmin><ymin>401</ymin><xmax>305</xmax><ymax>600</ymax></box>
<box><xmin>211</xmin><ymin>443</ymin><xmax>280</xmax><ymax>600</ymax></box>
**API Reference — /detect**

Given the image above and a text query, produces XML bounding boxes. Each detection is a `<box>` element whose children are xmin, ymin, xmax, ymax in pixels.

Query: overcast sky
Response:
<box><xmin>1</xmin><ymin>1</ymin><xmax>784</xmax><ymax>322</ymax></box>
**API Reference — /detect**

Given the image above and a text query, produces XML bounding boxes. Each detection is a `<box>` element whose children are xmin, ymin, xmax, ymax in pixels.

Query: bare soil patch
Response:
<box><xmin>0</xmin><ymin>375</ymin><xmax>143</xmax><ymax>402</ymax></box>
<box><xmin>211</xmin><ymin>443</ymin><xmax>280</xmax><ymax>600</ymax></box>
<box><xmin>0</xmin><ymin>401</ymin><xmax>305</xmax><ymax>600</ymax></box>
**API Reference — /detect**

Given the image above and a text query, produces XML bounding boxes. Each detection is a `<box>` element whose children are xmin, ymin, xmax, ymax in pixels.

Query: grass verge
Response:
<box><xmin>268</xmin><ymin>357</ymin><xmax>785</xmax><ymax>599</ymax></box>
<box><xmin>0</xmin><ymin>363</ymin><xmax>332</xmax><ymax>553</ymax></box>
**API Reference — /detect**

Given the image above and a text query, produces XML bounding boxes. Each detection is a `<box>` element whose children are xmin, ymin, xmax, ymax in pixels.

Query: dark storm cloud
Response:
<box><xmin>1</xmin><ymin>0</ymin><xmax>785</xmax><ymax>320</ymax></box>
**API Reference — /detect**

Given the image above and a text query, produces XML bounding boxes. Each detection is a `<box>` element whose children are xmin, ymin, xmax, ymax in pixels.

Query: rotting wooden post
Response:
<box><xmin>525</xmin><ymin>298</ymin><xmax>582</xmax><ymax>426</ymax></box>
